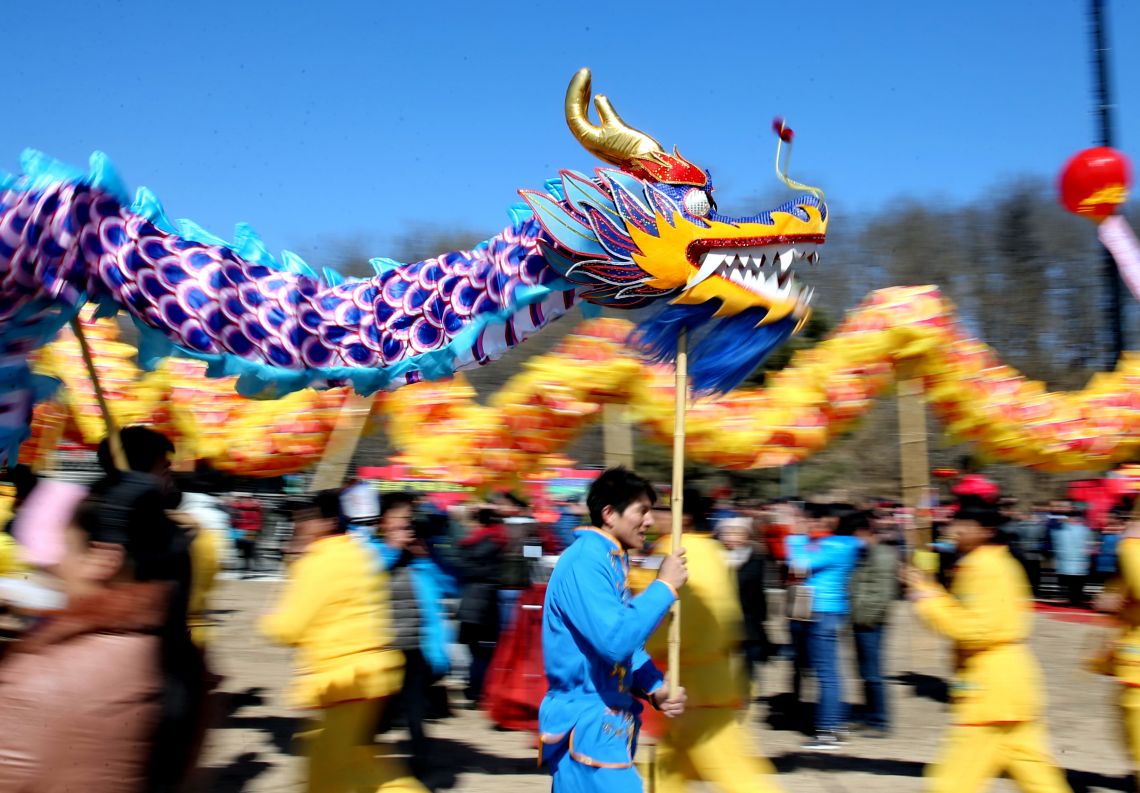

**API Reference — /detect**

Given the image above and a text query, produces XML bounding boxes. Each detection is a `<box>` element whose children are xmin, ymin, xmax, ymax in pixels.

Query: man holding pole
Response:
<box><xmin>539</xmin><ymin>467</ymin><xmax>689</xmax><ymax>792</ymax></box>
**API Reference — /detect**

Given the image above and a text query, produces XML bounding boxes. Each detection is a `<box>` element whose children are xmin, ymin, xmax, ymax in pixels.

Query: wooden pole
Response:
<box><xmin>28</xmin><ymin>405</ymin><xmax>65</xmax><ymax>473</ymax></box>
<box><xmin>898</xmin><ymin>372</ymin><xmax>934</xmax><ymax>674</ymax></box>
<box><xmin>603</xmin><ymin>403</ymin><xmax>635</xmax><ymax>470</ymax></box>
<box><xmin>69</xmin><ymin>317</ymin><xmax>126</xmax><ymax>471</ymax></box>
<box><xmin>667</xmin><ymin>330</ymin><xmax>688</xmax><ymax>696</ymax></box>
<box><xmin>897</xmin><ymin>374</ymin><xmax>932</xmax><ymax>551</ymax></box>
<box><xmin>309</xmin><ymin>392</ymin><xmax>375</xmax><ymax>491</ymax></box>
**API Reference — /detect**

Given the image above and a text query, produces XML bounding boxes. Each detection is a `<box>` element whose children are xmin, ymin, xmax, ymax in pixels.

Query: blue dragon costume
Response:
<box><xmin>0</xmin><ymin>69</ymin><xmax>827</xmax><ymax>462</ymax></box>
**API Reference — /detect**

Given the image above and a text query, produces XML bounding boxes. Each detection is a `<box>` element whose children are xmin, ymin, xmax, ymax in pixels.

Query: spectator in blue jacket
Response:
<box><xmin>1052</xmin><ymin>501</ymin><xmax>1092</xmax><ymax>608</ymax></box>
<box><xmin>1096</xmin><ymin>507</ymin><xmax>1127</xmax><ymax>583</ymax></box>
<box><xmin>786</xmin><ymin>504</ymin><xmax>864</xmax><ymax>750</ymax></box>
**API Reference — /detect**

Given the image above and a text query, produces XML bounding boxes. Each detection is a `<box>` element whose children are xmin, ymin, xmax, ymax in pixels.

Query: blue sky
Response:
<box><xmin>4</xmin><ymin>0</ymin><xmax>1136</xmax><ymax>267</ymax></box>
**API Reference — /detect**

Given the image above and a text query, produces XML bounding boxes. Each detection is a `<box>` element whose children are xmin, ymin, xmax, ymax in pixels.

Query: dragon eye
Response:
<box><xmin>683</xmin><ymin>189</ymin><xmax>711</xmax><ymax>217</ymax></box>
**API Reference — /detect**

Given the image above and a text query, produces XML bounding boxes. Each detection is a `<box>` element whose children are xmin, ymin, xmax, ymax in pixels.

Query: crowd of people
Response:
<box><xmin>2</xmin><ymin>427</ymin><xmax>1140</xmax><ymax>793</ymax></box>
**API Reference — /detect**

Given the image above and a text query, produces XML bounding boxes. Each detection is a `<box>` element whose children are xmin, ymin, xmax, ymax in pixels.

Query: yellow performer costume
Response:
<box><xmin>187</xmin><ymin>525</ymin><xmax>219</xmax><ymax>647</ymax></box>
<box><xmin>912</xmin><ymin>544</ymin><xmax>1071</xmax><ymax>793</ymax></box>
<box><xmin>168</xmin><ymin>510</ymin><xmax>221</xmax><ymax>648</ymax></box>
<box><xmin>0</xmin><ymin>531</ymin><xmax>25</xmax><ymax>578</ymax></box>
<box><xmin>261</xmin><ymin>532</ymin><xmax>425</xmax><ymax>793</ymax></box>
<box><xmin>636</xmin><ymin>531</ymin><xmax>780</xmax><ymax>793</ymax></box>
<box><xmin>1112</xmin><ymin>536</ymin><xmax>1140</xmax><ymax>784</ymax></box>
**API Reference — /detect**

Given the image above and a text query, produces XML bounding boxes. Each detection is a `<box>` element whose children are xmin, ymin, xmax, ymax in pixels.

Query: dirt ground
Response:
<box><xmin>196</xmin><ymin>579</ymin><xmax>1135</xmax><ymax>792</ymax></box>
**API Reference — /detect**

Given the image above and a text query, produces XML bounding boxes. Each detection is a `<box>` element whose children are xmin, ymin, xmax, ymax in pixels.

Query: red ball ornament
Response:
<box><xmin>1058</xmin><ymin>146</ymin><xmax>1132</xmax><ymax>220</ymax></box>
<box><xmin>772</xmin><ymin>117</ymin><xmax>794</xmax><ymax>143</ymax></box>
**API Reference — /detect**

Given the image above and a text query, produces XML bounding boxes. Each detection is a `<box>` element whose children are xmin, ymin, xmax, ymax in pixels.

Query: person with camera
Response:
<box><xmin>370</xmin><ymin>492</ymin><xmax>457</xmax><ymax>780</ymax></box>
<box><xmin>785</xmin><ymin>502</ymin><xmax>864</xmax><ymax>750</ymax></box>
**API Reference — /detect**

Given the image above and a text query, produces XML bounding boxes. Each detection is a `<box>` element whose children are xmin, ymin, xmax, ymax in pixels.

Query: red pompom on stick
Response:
<box><xmin>772</xmin><ymin>117</ymin><xmax>794</xmax><ymax>143</ymax></box>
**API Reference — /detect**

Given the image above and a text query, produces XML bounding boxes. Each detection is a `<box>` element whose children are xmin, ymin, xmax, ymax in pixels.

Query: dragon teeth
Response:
<box><xmin>691</xmin><ymin>242</ymin><xmax>819</xmax><ymax>300</ymax></box>
<box><xmin>690</xmin><ymin>252</ymin><xmax>727</xmax><ymax>286</ymax></box>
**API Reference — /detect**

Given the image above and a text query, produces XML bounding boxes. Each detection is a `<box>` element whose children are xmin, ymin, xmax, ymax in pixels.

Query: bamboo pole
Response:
<box><xmin>667</xmin><ymin>330</ymin><xmax>688</xmax><ymax>696</ymax></box>
<box><xmin>69</xmin><ymin>317</ymin><xmax>126</xmax><ymax>471</ymax></box>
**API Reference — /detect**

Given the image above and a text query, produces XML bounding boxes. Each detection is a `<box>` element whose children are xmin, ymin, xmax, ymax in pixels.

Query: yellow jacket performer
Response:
<box><xmin>167</xmin><ymin>510</ymin><xmax>220</xmax><ymax>649</ymax></box>
<box><xmin>261</xmin><ymin>490</ymin><xmax>425</xmax><ymax>793</ymax></box>
<box><xmin>636</xmin><ymin>493</ymin><xmax>780</xmax><ymax>793</ymax></box>
<box><xmin>1102</xmin><ymin>508</ymin><xmax>1140</xmax><ymax>784</ymax></box>
<box><xmin>907</xmin><ymin>496</ymin><xmax>1071</xmax><ymax>793</ymax></box>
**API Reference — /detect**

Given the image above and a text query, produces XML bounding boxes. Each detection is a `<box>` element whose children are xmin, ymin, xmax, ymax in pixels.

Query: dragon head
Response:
<box><xmin>522</xmin><ymin>69</ymin><xmax>828</xmax><ymax>394</ymax></box>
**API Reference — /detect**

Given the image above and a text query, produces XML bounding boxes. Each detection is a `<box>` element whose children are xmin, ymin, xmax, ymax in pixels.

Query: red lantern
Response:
<box><xmin>1058</xmin><ymin>147</ymin><xmax>1132</xmax><ymax>220</ymax></box>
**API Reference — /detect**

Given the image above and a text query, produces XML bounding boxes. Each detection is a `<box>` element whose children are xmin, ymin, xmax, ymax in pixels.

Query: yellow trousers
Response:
<box><xmin>1121</xmin><ymin>686</ymin><xmax>1140</xmax><ymax>789</ymax></box>
<box><xmin>301</xmin><ymin>699</ymin><xmax>427</xmax><ymax>793</ymax></box>
<box><xmin>648</xmin><ymin>708</ymin><xmax>781</xmax><ymax>793</ymax></box>
<box><xmin>926</xmin><ymin>721</ymin><xmax>1071</xmax><ymax>793</ymax></box>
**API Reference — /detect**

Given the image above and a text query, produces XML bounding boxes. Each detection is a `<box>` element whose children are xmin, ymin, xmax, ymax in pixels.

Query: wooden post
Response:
<box><xmin>603</xmin><ymin>404</ymin><xmax>634</xmax><ymax>470</ymax></box>
<box><xmin>309</xmin><ymin>392</ymin><xmax>375</xmax><ymax>492</ymax></box>
<box><xmin>897</xmin><ymin>374</ymin><xmax>932</xmax><ymax>550</ymax></box>
<box><xmin>667</xmin><ymin>330</ymin><xmax>688</xmax><ymax>696</ymax></box>
<box><xmin>898</xmin><ymin>372</ymin><xmax>935</xmax><ymax>674</ymax></box>
<box><xmin>69</xmin><ymin>317</ymin><xmax>127</xmax><ymax>471</ymax></box>
<box><xmin>26</xmin><ymin>404</ymin><xmax>64</xmax><ymax>473</ymax></box>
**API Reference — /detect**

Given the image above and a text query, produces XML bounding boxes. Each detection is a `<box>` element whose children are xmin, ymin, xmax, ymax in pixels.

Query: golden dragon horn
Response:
<box><xmin>564</xmin><ymin>68</ymin><xmax>665</xmax><ymax>169</ymax></box>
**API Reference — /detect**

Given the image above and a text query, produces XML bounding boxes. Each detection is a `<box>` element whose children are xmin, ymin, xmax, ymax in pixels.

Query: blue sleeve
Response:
<box><xmin>555</xmin><ymin>553</ymin><xmax>676</xmax><ymax>667</ymax></box>
<box><xmin>630</xmin><ymin>647</ymin><xmax>665</xmax><ymax>699</ymax></box>
<box><xmin>361</xmin><ymin>536</ymin><xmax>403</xmax><ymax>573</ymax></box>
<box><xmin>787</xmin><ymin>535</ymin><xmax>852</xmax><ymax>574</ymax></box>
<box><xmin>428</xmin><ymin>558</ymin><xmax>460</xmax><ymax>597</ymax></box>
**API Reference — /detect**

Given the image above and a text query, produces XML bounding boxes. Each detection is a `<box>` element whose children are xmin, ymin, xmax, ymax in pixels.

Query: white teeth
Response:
<box><xmin>692</xmin><ymin>242</ymin><xmax>820</xmax><ymax>300</ymax></box>
<box><xmin>690</xmin><ymin>252</ymin><xmax>726</xmax><ymax>286</ymax></box>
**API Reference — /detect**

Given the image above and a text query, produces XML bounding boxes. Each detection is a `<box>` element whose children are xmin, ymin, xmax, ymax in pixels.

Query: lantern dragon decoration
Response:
<box><xmin>0</xmin><ymin>69</ymin><xmax>826</xmax><ymax>463</ymax></box>
<box><xmin>24</xmin><ymin>284</ymin><xmax>1140</xmax><ymax>481</ymax></box>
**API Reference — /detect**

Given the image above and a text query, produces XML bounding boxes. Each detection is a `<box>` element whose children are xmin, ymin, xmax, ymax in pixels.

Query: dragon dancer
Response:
<box><xmin>1091</xmin><ymin>502</ymin><xmax>1140</xmax><ymax>787</ymax></box>
<box><xmin>539</xmin><ymin>467</ymin><xmax>688</xmax><ymax>792</ymax></box>
<box><xmin>905</xmin><ymin>496</ymin><xmax>1071</xmax><ymax>793</ymax></box>
<box><xmin>261</xmin><ymin>491</ymin><xmax>426</xmax><ymax>793</ymax></box>
<box><xmin>1116</xmin><ymin>514</ymin><xmax>1140</xmax><ymax>788</ymax></box>
<box><xmin>638</xmin><ymin>490</ymin><xmax>782</xmax><ymax>792</ymax></box>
